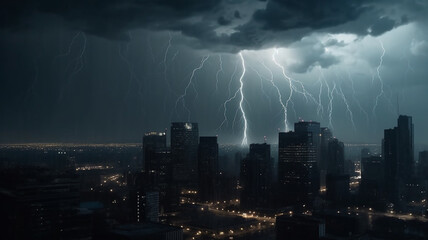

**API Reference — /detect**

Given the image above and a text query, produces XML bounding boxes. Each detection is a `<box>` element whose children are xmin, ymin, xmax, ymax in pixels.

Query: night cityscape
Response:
<box><xmin>2</xmin><ymin>1</ymin><xmax>428</xmax><ymax>240</ymax></box>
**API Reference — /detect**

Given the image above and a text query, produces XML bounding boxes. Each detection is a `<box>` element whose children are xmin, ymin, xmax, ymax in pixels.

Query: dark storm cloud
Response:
<box><xmin>286</xmin><ymin>37</ymin><xmax>341</xmax><ymax>73</ymax></box>
<box><xmin>252</xmin><ymin>0</ymin><xmax>365</xmax><ymax>31</ymax></box>
<box><xmin>324</xmin><ymin>39</ymin><xmax>347</xmax><ymax>47</ymax></box>
<box><xmin>1</xmin><ymin>0</ymin><xmax>427</xmax><ymax>52</ymax></box>
<box><xmin>368</xmin><ymin>17</ymin><xmax>398</xmax><ymax>36</ymax></box>
<box><xmin>217</xmin><ymin>16</ymin><xmax>232</xmax><ymax>26</ymax></box>
<box><xmin>2</xmin><ymin>0</ymin><xmax>221</xmax><ymax>40</ymax></box>
<box><xmin>230</xmin><ymin>1</ymin><xmax>412</xmax><ymax>49</ymax></box>
<box><xmin>234</xmin><ymin>11</ymin><xmax>241</xmax><ymax>19</ymax></box>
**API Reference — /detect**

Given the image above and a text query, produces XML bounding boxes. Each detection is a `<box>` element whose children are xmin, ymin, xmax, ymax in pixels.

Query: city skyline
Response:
<box><xmin>0</xmin><ymin>117</ymin><xmax>424</xmax><ymax>146</ymax></box>
<box><xmin>2</xmin><ymin>2</ymin><xmax>428</xmax><ymax>239</ymax></box>
<box><xmin>1</xmin><ymin>114</ymin><xmax>428</xmax><ymax>239</ymax></box>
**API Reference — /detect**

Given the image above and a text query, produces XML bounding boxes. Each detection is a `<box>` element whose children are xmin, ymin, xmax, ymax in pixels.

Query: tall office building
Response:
<box><xmin>295</xmin><ymin>121</ymin><xmax>321</xmax><ymax>147</ymax></box>
<box><xmin>171</xmin><ymin>122</ymin><xmax>199</xmax><ymax>187</ymax></box>
<box><xmin>149</xmin><ymin>148</ymin><xmax>172</xmax><ymax>213</ymax></box>
<box><xmin>361</xmin><ymin>148</ymin><xmax>371</xmax><ymax>159</ymax></box>
<box><xmin>138</xmin><ymin>191</ymin><xmax>160</xmax><ymax>222</ymax></box>
<box><xmin>108</xmin><ymin>223</ymin><xmax>183</xmax><ymax>240</ymax></box>
<box><xmin>143</xmin><ymin>131</ymin><xmax>172</xmax><ymax>213</ymax></box>
<box><xmin>320</xmin><ymin>127</ymin><xmax>333</xmax><ymax>187</ymax></box>
<box><xmin>241</xmin><ymin>143</ymin><xmax>273</xmax><ymax>208</ymax></box>
<box><xmin>327</xmin><ymin>138</ymin><xmax>345</xmax><ymax>175</ymax></box>
<box><xmin>397</xmin><ymin>115</ymin><xmax>414</xmax><ymax>178</ymax></box>
<box><xmin>325</xmin><ymin>138</ymin><xmax>348</xmax><ymax>204</ymax></box>
<box><xmin>0</xmin><ymin>168</ymin><xmax>80</xmax><ymax>239</ymax></box>
<box><xmin>143</xmin><ymin>131</ymin><xmax>167</xmax><ymax>172</ymax></box>
<box><xmin>128</xmin><ymin>172</ymin><xmax>160</xmax><ymax>222</ymax></box>
<box><xmin>360</xmin><ymin>156</ymin><xmax>385</xmax><ymax>202</ymax></box>
<box><xmin>276</xmin><ymin>215</ymin><xmax>326</xmax><ymax>240</ymax></box>
<box><xmin>383</xmin><ymin>128</ymin><xmax>399</xmax><ymax>203</ymax></box>
<box><xmin>326</xmin><ymin>174</ymin><xmax>349</xmax><ymax>203</ymax></box>
<box><xmin>278</xmin><ymin>127</ymin><xmax>320</xmax><ymax>205</ymax></box>
<box><xmin>418</xmin><ymin>151</ymin><xmax>428</xmax><ymax>179</ymax></box>
<box><xmin>198</xmin><ymin>136</ymin><xmax>219</xmax><ymax>202</ymax></box>
<box><xmin>383</xmin><ymin>115</ymin><xmax>414</xmax><ymax>205</ymax></box>
<box><xmin>418</xmin><ymin>151</ymin><xmax>428</xmax><ymax>201</ymax></box>
<box><xmin>295</xmin><ymin>121</ymin><xmax>322</xmax><ymax>175</ymax></box>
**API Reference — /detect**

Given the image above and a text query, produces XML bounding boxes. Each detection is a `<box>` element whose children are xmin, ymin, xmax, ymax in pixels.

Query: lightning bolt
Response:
<box><xmin>271</xmin><ymin>49</ymin><xmax>293</xmax><ymax>132</ymax></box>
<box><xmin>337</xmin><ymin>83</ymin><xmax>356</xmax><ymax>131</ymax></box>
<box><xmin>372</xmin><ymin>39</ymin><xmax>385</xmax><ymax>116</ymax></box>
<box><xmin>162</xmin><ymin>32</ymin><xmax>172</xmax><ymax>80</ymax></box>
<box><xmin>316</xmin><ymin>68</ymin><xmax>327</xmax><ymax>119</ymax></box>
<box><xmin>175</xmin><ymin>56</ymin><xmax>210</xmax><ymax>121</ymax></box>
<box><xmin>232</xmin><ymin>102</ymin><xmax>242</xmax><ymax>134</ymax></box>
<box><xmin>271</xmin><ymin>48</ymin><xmax>321</xmax><ymax>129</ymax></box>
<box><xmin>119</xmin><ymin>32</ymin><xmax>145</xmax><ymax>110</ymax></box>
<box><xmin>146</xmin><ymin>36</ymin><xmax>156</xmax><ymax>63</ymax></box>
<box><xmin>260</xmin><ymin>61</ymin><xmax>288</xmax><ymax>131</ymax></box>
<box><xmin>67</xmin><ymin>32</ymin><xmax>86</xmax><ymax>78</ymax></box>
<box><xmin>215</xmin><ymin>54</ymin><xmax>224</xmax><ymax>92</ymax></box>
<box><xmin>57</xmin><ymin>31</ymin><xmax>87</xmax><ymax>101</ymax></box>
<box><xmin>238</xmin><ymin>52</ymin><xmax>248</xmax><ymax>146</ymax></box>
<box><xmin>346</xmin><ymin>71</ymin><xmax>369</xmax><ymax>125</ymax></box>
<box><xmin>317</xmin><ymin>78</ymin><xmax>324</xmax><ymax>119</ymax></box>
<box><xmin>327</xmin><ymin>80</ymin><xmax>335</xmax><ymax>130</ymax></box>
<box><xmin>370</xmin><ymin>69</ymin><xmax>376</xmax><ymax>86</ymax></box>
<box><xmin>161</xmin><ymin>32</ymin><xmax>178</xmax><ymax>117</ymax></box>
<box><xmin>227</xmin><ymin>62</ymin><xmax>239</xmax><ymax>98</ymax></box>
<box><xmin>53</xmin><ymin>32</ymin><xmax>82</xmax><ymax>61</ymax></box>
<box><xmin>171</xmin><ymin>50</ymin><xmax>180</xmax><ymax>62</ymax></box>
<box><xmin>216</xmin><ymin>62</ymin><xmax>239</xmax><ymax>131</ymax></box>
<box><xmin>217</xmin><ymin>88</ymin><xmax>240</xmax><ymax>131</ymax></box>
<box><xmin>249</xmin><ymin>65</ymin><xmax>272</xmax><ymax>111</ymax></box>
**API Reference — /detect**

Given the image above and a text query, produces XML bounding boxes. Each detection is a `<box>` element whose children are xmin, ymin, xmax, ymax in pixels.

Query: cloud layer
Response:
<box><xmin>2</xmin><ymin>0</ymin><xmax>426</xmax><ymax>51</ymax></box>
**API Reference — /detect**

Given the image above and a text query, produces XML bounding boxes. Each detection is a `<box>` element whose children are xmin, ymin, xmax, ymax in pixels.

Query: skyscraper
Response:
<box><xmin>418</xmin><ymin>151</ymin><xmax>428</xmax><ymax>201</ymax></box>
<box><xmin>241</xmin><ymin>143</ymin><xmax>273</xmax><ymax>208</ymax></box>
<box><xmin>198</xmin><ymin>136</ymin><xmax>219</xmax><ymax>202</ymax></box>
<box><xmin>142</xmin><ymin>131</ymin><xmax>172</xmax><ymax>213</ymax></box>
<box><xmin>418</xmin><ymin>151</ymin><xmax>428</xmax><ymax>179</ymax></box>
<box><xmin>360</xmin><ymin>156</ymin><xmax>385</xmax><ymax>202</ymax></box>
<box><xmin>325</xmin><ymin>138</ymin><xmax>349</xmax><ymax>204</ymax></box>
<box><xmin>170</xmin><ymin>122</ymin><xmax>199</xmax><ymax>187</ymax></box>
<box><xmin>320</xmin><ymin>127</ymin><xmax>333</xmax><ymax>187</ymax></box>
<box><xmin>327</xmin><ymin>138</ymin><xmax>345</xmax><ymax>175</ymax></box>
<box><xmin>278</xmin><ymin>128</ymin><xmax>320</xmax><ymax>205</ymax></box>
<box><xmin>143</xmin><ymin>131</ymin><xmax>167</xmax><ymax>172</ymax></box>
<box><xmin>326</xmin><ymin>174</ymin><xmax>350</xmax><ymax>204</ymax></box>
<box><xmin>397</xmin><ymin>115</ymin><xmax>414</xmax><ymax>179</ymax></box>
<box><xmin>383</xmin><ymin>115</ymin><xmax>414</xmax><ymax>205</ymax></box>
<box><xmin>0</xmin><ymin>168</ymin><xmax>80</xmax><ymax>239</ymax></box>
<box><xmin>294</xmin><ymin>121</ymin><xmax>321</xmax><ymax>147</ymax></box>
<box><xmin>128</xmin><ymin>172</ymin><xmax>160</xmax><ymax>222</ymax></box>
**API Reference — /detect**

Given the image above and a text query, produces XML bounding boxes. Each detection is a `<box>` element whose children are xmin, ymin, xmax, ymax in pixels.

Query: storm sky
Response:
<box><xmin>1</xmin><ymin>0</ymin><xmax>428</xmax><ymax>145</ymax></box>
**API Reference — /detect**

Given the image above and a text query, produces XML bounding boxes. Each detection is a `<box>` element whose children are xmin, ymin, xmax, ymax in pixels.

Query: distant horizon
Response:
<box><xmin>0</xmin><ymin>141</ymin><xmax>388</xmax><ymax>147</ymax></box>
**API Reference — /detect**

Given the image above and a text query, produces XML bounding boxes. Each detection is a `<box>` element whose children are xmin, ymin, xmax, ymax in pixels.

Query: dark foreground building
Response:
<box><xmin>0</xmin><ymin>168</ymin><xmax>81</xmax><ymax>239</ymax></box>
<box><xmin>383</xmin><ymin>115</ymin><xmax>414</xmax><ymax>206</ymax></box>
<box><xmin>360</xmin><ymin>155</ymin><xmax>385</xmax><ymax>204</ymax></box>
<box><xmin>198</xmin><ymin>136</ymin><xmax>219</xmax><ymax>202</ymax></box>
<box><xmin>241</xmin><ymin>143</ymin><xmax>273</xmax><ymax>208</ymax></box>
<box><xmin>170</xmin><ymin>122</ymin><xmax>199</xmax><ymax>187</ymax></box>
<box><xmin>107</xmin><ymin>223</ymin><xmax>183</xmax><ymax>240</ymax></box>
<box><xmin>276</xmin><ymin>214</ymin><xmax>325</xmax><ymax>240</ymax></box>
<box><xmin>278</xmin><ymin>124</ymin><xmax>320</xmax><ymax>205</ymax></box>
